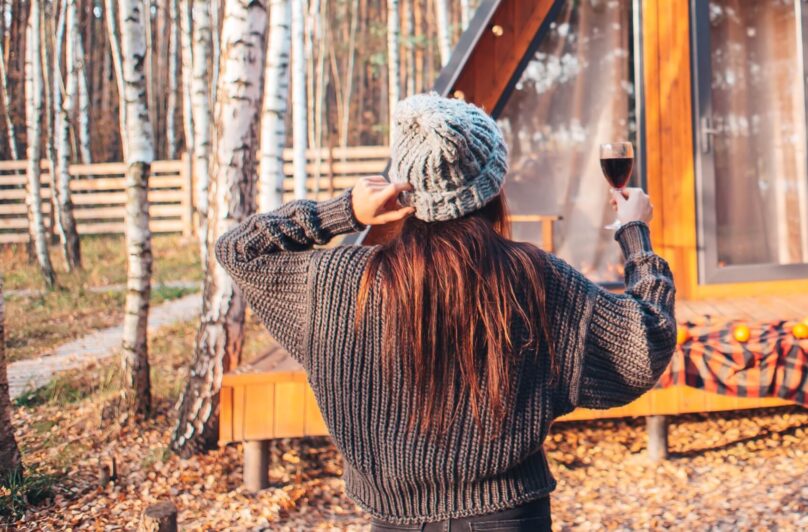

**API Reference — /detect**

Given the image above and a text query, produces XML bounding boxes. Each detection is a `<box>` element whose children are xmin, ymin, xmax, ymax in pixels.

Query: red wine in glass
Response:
<box><xmin>600</xmin><ymin>142</ymin><xmax>634</xmax><ymax>230</ymax></box>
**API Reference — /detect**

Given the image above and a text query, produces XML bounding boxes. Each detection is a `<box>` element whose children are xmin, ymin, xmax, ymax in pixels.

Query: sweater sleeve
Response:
<box><xmin>547</xmin><ymin>221</ymin><xmax>677</xmax><ymax>415</ymax></box>
<box><xmin>214</xmin><ymin>190</ymin><xmax>365</xmax><ymax>362</ymax></box>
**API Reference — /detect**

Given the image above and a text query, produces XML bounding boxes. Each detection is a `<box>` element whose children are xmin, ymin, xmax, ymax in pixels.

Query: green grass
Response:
<box><xmin>2</xmin><ymin>234</ymin><xmax>202</xmax><ymax>363</ymax></box>
<box><xmin>0</xmin><ymin>467</ymin><xmax>60</xmax><ymax>521</ymax></box>
<box><xmin>1</xmin><ymin>234</ymin><xmax>202</xmax><ymax>291</ymax></box>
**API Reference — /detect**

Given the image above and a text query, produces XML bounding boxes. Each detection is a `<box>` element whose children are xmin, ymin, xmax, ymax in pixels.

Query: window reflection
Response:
<box><xmin>708</xmin><ymin>0</ymin><xmax>808</xmax><ymax>267</ymax></box>
<box><xmin>496</xmin><ymin>0</ymin><xmax>638</xmax><ymax>283</ymax></box>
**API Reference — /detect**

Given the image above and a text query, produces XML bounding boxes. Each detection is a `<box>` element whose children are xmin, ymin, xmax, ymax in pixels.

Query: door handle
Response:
<box><xmin>701</xmin><ymin>115</ymin><xmax>719</xmax><ymax>153</ymax></box>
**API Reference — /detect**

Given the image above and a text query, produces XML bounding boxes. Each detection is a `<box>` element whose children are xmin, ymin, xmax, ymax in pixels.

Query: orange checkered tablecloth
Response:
<box><xmin>656</xmin><ymin>320</ymin><xmax>808</xmax><ymax>406</ymax></box>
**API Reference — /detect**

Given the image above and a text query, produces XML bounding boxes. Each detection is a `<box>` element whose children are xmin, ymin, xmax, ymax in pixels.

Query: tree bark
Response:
<box><xmin>259</xmin><ymin>0</ymin><xmax>290</xmax><ymax>212</ymax></box>
<box><xmin>0</xmin><ymin>277</ymin><xmax>22</xmax><ymax>486</ymax></box>
<box><xmin>51</xmin><ymin>0</ymin><xmax>82</xmax><ymax>271</ymax></box>
<box><xmin>338</xmin><ymin>0</ymin><xmax>359</xmax><ymax>150</ymax></box>
<box><xmin>25</xmin><ymin>0</ymin><xmax>56</xmax><ymax>289</ymax></box>
<box><xmin>105</xmin><ymin>0</ymin><xmax>129</xmax><ymax>160</ymax></box>
<box><xmin>70</xmin><ymin>0</ymin><xmax>92</xmax><ymax>163</ymax></box>
<box><xmin>435</xmin><ymin>0</ymin><xmax>450</xmax><ymax>66</ymax></box>
<box><xmin>460</xmin><ymin>0</ymin><xmax>470</xmax><ymax>30</ymax></box>
<box><xmin>291</xmin><ymin>0</ymin><xmax>307</xmax><ymax>199</ymax></box>
<box><xmin>387</xmin><ymin>0</ymin><xmax>400</xmax><ymax>144</ymax></box>
<box><xmin>0</xmin><ymin>32</ymin><xmax>19</xmax><ymax>160</ymax></box>
<box><xmin>166</xmin><ymin>0</ymin><xmax>179</xmax><ymax>159</ymax></box>
<box><xmin>112</xmin><ymin>0</ymin><xmax>156</xmax><ymax>418</ymax></box>
<box><xmin>171</xmin><ymin>0</ymin><xmax>266</xmax><ymax>457</ymax></box>
<box><xmin>190</xmin><ymin>0</ymin><xmax>212</xmax><ymax>265</ymax></box>
<box><xmin>179</xmin><ymin>0</ymin><xmax>194</xmax><ymax>154</ymax></box>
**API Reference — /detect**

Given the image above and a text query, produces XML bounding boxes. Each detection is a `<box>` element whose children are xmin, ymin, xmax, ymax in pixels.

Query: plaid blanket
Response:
<box><xmin>655</xmin><ymin>320</ymin><xmax>808</xmax><ymax>406</ymax></box>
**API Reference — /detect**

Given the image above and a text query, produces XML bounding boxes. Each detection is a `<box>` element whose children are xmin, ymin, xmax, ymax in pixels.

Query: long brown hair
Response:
<box><xmin>357</xmin><ymin>193</ymin><xmax>555</xmax><ymax>438</ymax></box>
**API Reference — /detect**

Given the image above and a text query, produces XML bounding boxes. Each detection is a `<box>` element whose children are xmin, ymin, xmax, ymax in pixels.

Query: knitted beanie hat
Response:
<box><xmin>389</xmin><ymin>93</ymin><xmax>508</xmax><ymax>222</ymax></box>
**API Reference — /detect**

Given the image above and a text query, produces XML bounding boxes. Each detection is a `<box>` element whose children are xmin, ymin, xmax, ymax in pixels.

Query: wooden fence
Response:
<box><xmin>0</xmin><ymin>146</ymin><xmax>390</xmax><ymax>244</ymax></box>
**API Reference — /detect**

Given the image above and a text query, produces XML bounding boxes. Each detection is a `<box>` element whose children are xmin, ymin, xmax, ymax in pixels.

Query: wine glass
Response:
<box><xmin>600</xmin><ymin>142</ymin><xmax>634</xmax><ymax>230</ymax></box>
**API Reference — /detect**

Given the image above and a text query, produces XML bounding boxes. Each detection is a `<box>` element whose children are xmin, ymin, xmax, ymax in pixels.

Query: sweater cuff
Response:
<box><xmin>315</xmin><ymin>189</ymin><xmax>366</xmax><ymax>236</ymax></box>
<box><xmin>614</xmin><ymin>221</ymin><xmax>652</xmax><ymax>259</ymax></box>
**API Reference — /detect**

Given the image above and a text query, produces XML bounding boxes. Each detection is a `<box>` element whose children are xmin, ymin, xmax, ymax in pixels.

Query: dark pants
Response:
<box><xmin>370</xmin><ymin>496</ymin><xmax>551</xmax><ymax>532</ymax></box>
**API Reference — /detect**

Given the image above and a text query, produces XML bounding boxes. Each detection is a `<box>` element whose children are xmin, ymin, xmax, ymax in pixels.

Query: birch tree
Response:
<box><xmin>460</xmin><ymin>0</ymin><xmax>470</xmax><ymax>30</ymax></box>
<box><xmin>0</xmin><ymin>36</ymin><xmax>19</xmax><ymax>160</ymax></box>
<box><xmin>403</xmin><ymin>0</ymin><xmax>415</xmax><ymax>96</ymax></box>
<box><xmin>25</xmin><ymin>0</ymin><xmax>56</xmax><ymax>289</ymax></box>
<box><xmin>166</xmin><ymin>0</ymin><xmax>179</xmax><ymax>159</ymax></box>
<box><xmin>291</xmin><ymin>0</ymin><xmax>307</xmax><ymax>199</ymax></box>
<box><xmin>0</xmin><ymin>277</ymin><xmax>22</xmax><ymax>485</ymax></box>
<box><xmin>53</xmin><ymin>0</ymin><xmax>81</xmax><ymax>270</ymax></box>
<box><xmin>172</xmin><ymin>0</ymin><xmax>267</xmax><ymax>457</ymax></box>
<box><xmin>435</xmin><ymin>0</ymin><xmax>451</xmax><ymax>66</ymax></box>
<box><xmin>191</xmin><ymin>0</ymin><xmax>213</xmax><ymax>264</ymax></box>
<box><xmin>108</xmin><ymin>0</ymin><xmax>156</xmax><ymax>417</ymax></box>
<box><xmin>179</xmin><ymin>0</ymin><xmax>194</xmax><ymax>154</ymax></box>
<box><xmin>259</xmin><ymin>0</ymin><xmax>290</xmax><ymax>211</ymax></box>
<box><xmin>69</xmin><ymin>0</ymin><xmax>92</xmax><ymax>164</ymax></box>
<box><xmin>387</xmin><ymin>0</ymin><xmax>400</xmax><ymax>143</ymax></box>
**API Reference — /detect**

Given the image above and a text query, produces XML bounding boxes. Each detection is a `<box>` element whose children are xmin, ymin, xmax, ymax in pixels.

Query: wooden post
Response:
<box><xmin>139</xmin><ymin>501</ymin><xmax>178</xmax><ymax>532</ymax></box>
<box><xmin>243</xmin><ymin>440</ymin><xmax>269</xmax><ymax>491</ymax></box>
<box><xmin>180</xmin><ymin>152</ymin><xmax>194</xmax><ymax>237</ymax></box>
<box><xmin>647</xmin><ymin>415</ymin><xmax>669</xmax><ymax>461</ymax></box>
<box><xmin>541</xmin><ymin>216</ymin><xmax>555</xmax><ymax>254</ymax></box>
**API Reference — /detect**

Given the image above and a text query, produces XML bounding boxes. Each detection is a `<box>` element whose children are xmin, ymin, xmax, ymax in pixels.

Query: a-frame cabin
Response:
<box><xmin>221</xmin><ymin>0</ymin><xmax>808</xmax><ymax>488</ymax></box>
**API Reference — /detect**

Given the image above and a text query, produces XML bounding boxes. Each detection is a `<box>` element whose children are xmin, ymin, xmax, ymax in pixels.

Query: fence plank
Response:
<box><xmin>1</xmin><ymin>149</ymin><xmax>389</xmax><ymax>243</ymax></box>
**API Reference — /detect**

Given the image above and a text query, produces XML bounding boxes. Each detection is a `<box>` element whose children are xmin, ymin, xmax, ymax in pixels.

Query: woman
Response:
<box><xmin>216</xmin><ymin>94</ymin><xmax>676</xmax><ymax>530</ymax></box>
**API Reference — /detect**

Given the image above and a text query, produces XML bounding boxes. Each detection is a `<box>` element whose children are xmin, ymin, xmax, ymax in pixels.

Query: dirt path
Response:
<box><xmin>7</xmin><ymin>293</ymin><xmax>202</xmax><ymax>399</ymax></box>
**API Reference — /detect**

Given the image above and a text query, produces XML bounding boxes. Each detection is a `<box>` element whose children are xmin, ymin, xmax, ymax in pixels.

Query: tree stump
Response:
<box><xmin>647</xmin><ymin>415</ymin><xmax>669</xmax><ymax>461</ymax></box>
<box><xmin>139</xmin><ymin>501</ymin><xmax>178</xmax><ymax>532</ymax></box>
<box><xmin>243</xmin><ymin>440</ymin><xmax>269</xmax><ymax>491</ymax></box>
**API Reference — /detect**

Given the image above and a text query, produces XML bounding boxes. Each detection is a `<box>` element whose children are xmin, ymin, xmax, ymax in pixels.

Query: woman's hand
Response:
<box><xmin>609</xmin><ymin>187</ymin><xmax>653</xmax><ymax>224</ymax></box>
<box><xmin>351</xmin><ymin>176</ymin><xmax>415</xmax><ymax>226</ymax></box>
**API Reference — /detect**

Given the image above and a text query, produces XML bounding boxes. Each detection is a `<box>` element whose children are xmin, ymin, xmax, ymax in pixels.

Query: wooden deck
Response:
<box><xmin>220</xmin><ymin>294</ymin><xmax>808</xmax><ymax>446</ymax></box>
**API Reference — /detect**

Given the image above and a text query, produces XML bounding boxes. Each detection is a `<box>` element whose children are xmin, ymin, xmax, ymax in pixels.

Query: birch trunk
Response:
<box><xmin>258</xmin><ymin>0</ymin><xmax>290</xmax><ymax>211</ymax></box>
<box><xmin>291</xmin><ymin>0</ymin><xmax>307</xmax><ymax>198</ymax></box>
<box><xmin>403</xmin><ymin>0</ymin><xmax>415</xmax><ymax>96</ymax></box>
<box><xmin>39</xmin><ymin>0</ymin><xmax>57</xmax><ymax>241</ymax></box>
<box><xmin>65</xmin><ymin>0</ymin><xmax>78</xmax><ymax>149</ymax></box>
<box><xmin>72</xmin><ymin>1</ymin><xmax>92</xmax><ymax>164</ymax></box>
<box><xmin>460</xmin><ymin>0</ymin><xmax>470</xmax><ymax>30</ymax></box>
<box><xmin>209</xmin><ymin>0</ymin><xmax>220</xmax><ymax>103</ymax></box>
<box><xmin>25</xmin><ymin>1</ymin><xmax>56</xmax><ymax>289</ymax></box>
<box><xmin>179</xmin><ymin>0</ymin><xmax>194</xmax><ymax>153</ymax></box>
<box><xmin>0</xmin><ymin>36</ymin><xmax>19</xmax><ymax>160</ymax></box>
<box><xmin>338</xmin><ymin>0</ymin><xmax>359</xmax><ymax>149</ymax></box>
<box><xmin>53</xmin><ymin>0</ymin><xmax>81</xmax><ymax>270</ymax></box>
<box><xmin>166</xmin><ymin>0</ymin><xmax>179</xmax><ymax>159</ymax></box>
<box><xmin>0</xmin><ymin>277</ymin><xmax>22</xmax><ymax>485</ymax></box>
<box><xmin>171</xmin><ymin>0</ymin><xmax>267</xmax><ymax>457</ymax></box>
<box><xmin>313</xmin><ymin>1</ymin><xmax>327</xmax><ymax>198</ymax></box>
<box><xmin>104</xmin><ymin>0</ymin><xmax>129</xmax><ymax>160</ymax></box>
<box><xmin>435</xmin><ymin>0</ymin><xmax>451</xmax><ymax>66</ymax></box>
<box><xmin>387</xmin><ymin>0</ymin><xmax>400</xmax><ymax>144</ymax></box>
<box><xmin>191</xmin><ymin>0</ymin><xmax>212</xmax><ymax>264</ymax></box>
<box><xmin>112</xmin><ymin>0</ymin><xmax>156</xmax><ymax>417</ymax></box>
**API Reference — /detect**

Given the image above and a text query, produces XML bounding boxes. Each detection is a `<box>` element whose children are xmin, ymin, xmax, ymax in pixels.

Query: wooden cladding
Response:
<box><xmin>450</xmin><ymin>0</ymin><xmax>556</xmax><ymax>113</ymax></box>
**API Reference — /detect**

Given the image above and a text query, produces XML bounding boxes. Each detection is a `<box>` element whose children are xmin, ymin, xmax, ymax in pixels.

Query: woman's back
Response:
<box><xmin>214</xmin><ymin>93</ymin><xmax>676</xmax><ymax>527</ymax></box>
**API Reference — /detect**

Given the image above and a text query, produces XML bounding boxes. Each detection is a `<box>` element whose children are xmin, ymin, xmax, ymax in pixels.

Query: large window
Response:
<box><xmin>495</xmin><ymin>0</ymin><xmax>642</xmax><ymax>284</ymax></box>
<box><xmin>692</xmin><ymin>0</ymin><xmax>808</xmax><ymax>283</ymax></box>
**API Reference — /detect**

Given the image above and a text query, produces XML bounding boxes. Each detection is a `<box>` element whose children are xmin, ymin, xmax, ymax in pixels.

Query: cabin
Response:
<box><xmin>221</xmin><ymin>0</ymin><xmax>808</xmax><ymax>489</ymax></box>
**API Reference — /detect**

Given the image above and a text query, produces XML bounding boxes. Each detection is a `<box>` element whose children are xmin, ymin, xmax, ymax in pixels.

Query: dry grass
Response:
<box><xmin>2</xmin><ymin>234</ymin><xmax>202</xmax><ymax>363</ymax></box>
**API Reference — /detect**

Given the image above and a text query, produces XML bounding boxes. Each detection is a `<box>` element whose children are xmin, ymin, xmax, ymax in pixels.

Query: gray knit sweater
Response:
<box><xmin>215</xmin><ymin>190</ymin><xmax>676</xmax><ymax>525</ymax></box>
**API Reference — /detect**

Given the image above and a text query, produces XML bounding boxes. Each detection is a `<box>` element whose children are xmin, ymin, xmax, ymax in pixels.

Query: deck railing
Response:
<box><xmin>0</xmin><ymin>146</ymin><xmax>391</xmax><ymax>244</ymax></box>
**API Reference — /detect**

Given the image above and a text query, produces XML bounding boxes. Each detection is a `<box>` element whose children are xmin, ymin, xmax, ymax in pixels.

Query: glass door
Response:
<box><xmin>692</xmin><ymin>0</ymin><xmax>808</xmax><ymax>283</ymax></box>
